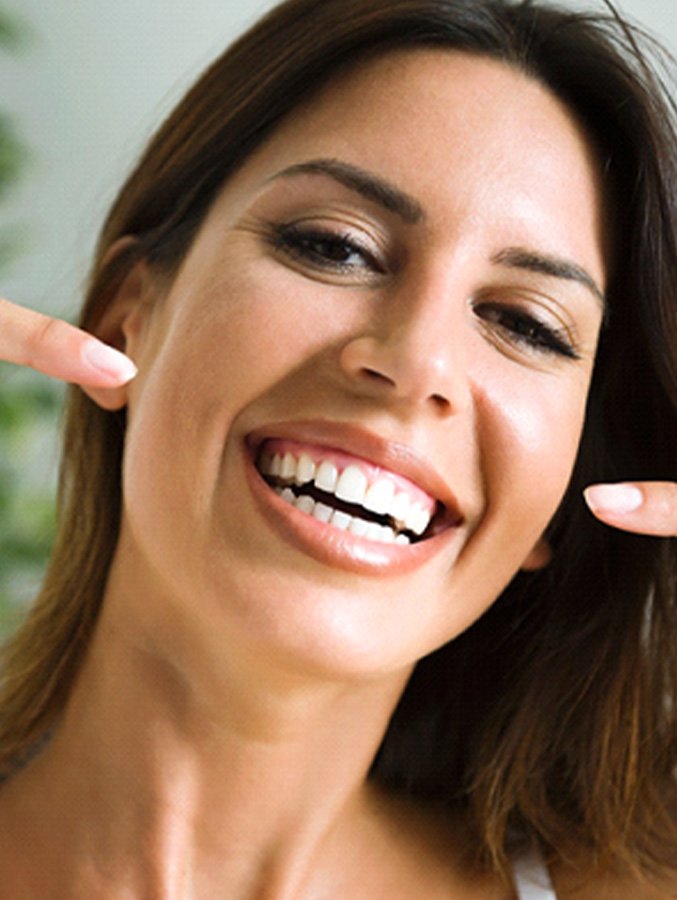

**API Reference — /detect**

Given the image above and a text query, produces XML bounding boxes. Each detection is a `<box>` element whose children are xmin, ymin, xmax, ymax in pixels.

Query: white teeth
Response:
<box><xmin>281</xmin><ymin>452</ymin><xmax>296</xmax><ymax>480</ymax></box>
<box><xmin>389</xmin><ymin>491</ymin><xmax>411</xmax><ymax>526</ymax></box>
<box><xmin>334</xmin><ymin>465</ymin><xmax>368</xmax><ymax>505</ymax></box>
<box><xmin>329</xmin><ymin>510</ymin><xmax>351</xmax><ymax>530</ymax></box>
<box><xmin>365</xmin><ymin>522</ymin><xmax>383</xmax><ymax>542</ymax></box>
<box><xmin>416</xmin><ymin>507</ymin><xmax>432</xmax><ymax>534</ymax></box>
<box><xmin>380</xmin><ymin>525</ymin><xmax>396</xmax><ymax>544</ymax></box>
<box><xmin>348</xmin><ymin>517</ymin><xmax>369</xmax><ymax>537</ymax></box>
<box><xmin>264</xmin><ymin>448</ymin><xmax>434</xmax><ymax>543</ymax></box>
<box><xmin>406</xmin><ymin>503</ymin><xmax>431</xmax><ymax>536</ymax></box>
<box><xmin>312</xmin><ymin>502</ymin><xmax>333</xmax><ymax>523</ymax></box>
<box><xmin>315</xmin><ymin>460</ymin><xmax>339</xmax><ymax>493</ymax></box>
<box><xmin>363</xmin><ymin>478</ymin><xmax>395</xmax><ymax>515</ymax></box>
<box><xmin>294</xmin><ymin>494</ymin><xmax>315</xmax><ymax>515</ymax></box>
<box><xmin>295</xmin><ymin>453</ymin><xmax>316</xmax><ymax>485</ymax></box>
<box><xmin>275</xmin><ymin>488</ymin><xmax>413</xmax><ymax>546</ymax></box>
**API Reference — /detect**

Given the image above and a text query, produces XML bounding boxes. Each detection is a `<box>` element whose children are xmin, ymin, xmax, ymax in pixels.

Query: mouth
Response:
<box><xmin>251</xmin><ymin>437</ymin><xmax>460</xmax><ymax>547</ymax></box>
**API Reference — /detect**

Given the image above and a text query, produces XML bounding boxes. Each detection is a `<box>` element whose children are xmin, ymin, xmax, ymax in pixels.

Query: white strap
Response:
<box><xmin>512</xmin><ymin>843</ymin><xmax>557</xmax><ymax>899</ymax></box>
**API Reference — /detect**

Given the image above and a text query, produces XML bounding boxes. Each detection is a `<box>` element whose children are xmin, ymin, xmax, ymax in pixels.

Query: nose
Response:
<box><xmin>338</xmin><ymin>290</ymin><xmax>472</xmax><ymax>416</ymax></box>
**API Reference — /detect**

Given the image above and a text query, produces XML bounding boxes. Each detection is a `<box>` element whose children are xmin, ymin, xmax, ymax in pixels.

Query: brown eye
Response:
<box><xmin>271</xmin><ymin>224</ymin><xmax>386</xmax><ymax>274</ymax></box>
<box><xmin>474</xmin><ymin>302</ymin><xmax>579</xmax><ymax>359</ymax></box>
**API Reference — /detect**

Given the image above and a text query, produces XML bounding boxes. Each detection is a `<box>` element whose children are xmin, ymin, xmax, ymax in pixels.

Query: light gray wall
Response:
<box><xmin>1</xmin><ymin>0</ymin><xmax>675</xmax><ymax>320</ymax></box>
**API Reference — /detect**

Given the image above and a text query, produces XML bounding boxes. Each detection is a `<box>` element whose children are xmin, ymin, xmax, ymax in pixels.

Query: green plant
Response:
<box><xmin>0</xmin><ymin>9</ymin><xmax>60</xmax><ymax>637</ymax></box>
<box><xmin>0</xmin><ymin>374</ymin><xmax>61</xmax><ymax>633</ymax></box>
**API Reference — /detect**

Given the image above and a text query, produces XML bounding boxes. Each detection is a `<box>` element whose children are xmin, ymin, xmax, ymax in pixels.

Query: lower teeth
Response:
<box><xmin>276</xmin><ymin>486</ymin><xmax>410</xmax><ymax>545</ymax></box>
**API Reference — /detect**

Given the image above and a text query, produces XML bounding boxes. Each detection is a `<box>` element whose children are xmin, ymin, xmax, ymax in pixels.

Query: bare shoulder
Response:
<box><xmin>552</xmin><ymin>861</ymin><xmax>677</xmax><ymax>900</ymax></box>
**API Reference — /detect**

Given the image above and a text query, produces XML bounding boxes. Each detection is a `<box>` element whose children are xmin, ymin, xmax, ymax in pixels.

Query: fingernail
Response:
<box><xmin>82</xmin><ymin>340</ymin><xmax>137</xmax><ymax>383</ymax></box>
<box><xmin>584</xmin><ymin>483</ymin><xmax>643</xmax><ymax>515</ymax></box>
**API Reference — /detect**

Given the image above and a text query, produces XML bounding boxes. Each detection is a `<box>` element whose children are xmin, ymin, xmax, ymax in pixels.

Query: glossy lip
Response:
<box><xmin>243</xmin><ymin>419</ymin><xmax>465</xmax><ymax>576</ymax></box>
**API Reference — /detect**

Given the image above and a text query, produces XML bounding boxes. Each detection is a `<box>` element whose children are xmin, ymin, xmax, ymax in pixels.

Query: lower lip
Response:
<box><xmin>243</xmin><ymin>447</ymin><xmax>457</xmax><ymax>576</ymax></box>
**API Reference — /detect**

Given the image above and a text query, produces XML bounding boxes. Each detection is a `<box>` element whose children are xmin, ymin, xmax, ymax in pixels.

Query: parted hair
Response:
<box><xmin>1</xmin><ymin>0</ymin><xmax>675</xmax><ymax>886</ymax></box>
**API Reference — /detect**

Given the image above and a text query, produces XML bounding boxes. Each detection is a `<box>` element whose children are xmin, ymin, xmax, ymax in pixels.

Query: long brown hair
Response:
<box><xmin>2</xmin><ymin>0</ymin><xmax>675</xmax><ymax>885</ymax></box>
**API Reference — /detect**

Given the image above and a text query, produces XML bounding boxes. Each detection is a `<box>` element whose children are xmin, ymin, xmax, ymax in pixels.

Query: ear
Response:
<box><xmin>81</xmin><ymin>239</ymin><xmax>157</xmax><ymax>411</ymax></box>
<box><xmin>520</xmin><ymin>536</ymin><xmax>552</xmax><ymax>571</ymax></box>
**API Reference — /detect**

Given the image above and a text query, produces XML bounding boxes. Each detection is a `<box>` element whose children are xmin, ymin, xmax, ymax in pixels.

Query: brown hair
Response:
<box><xmin>2</xmin><ymin>0</ymin><xmax>675</xmax><ymax>885</ymax></box>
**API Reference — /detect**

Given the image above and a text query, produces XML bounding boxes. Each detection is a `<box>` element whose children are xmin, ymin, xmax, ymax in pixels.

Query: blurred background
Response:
<box><xmin>0</xmin><ymin>0</ymin><xmax>674</xmax><ymax>634</ymax></box>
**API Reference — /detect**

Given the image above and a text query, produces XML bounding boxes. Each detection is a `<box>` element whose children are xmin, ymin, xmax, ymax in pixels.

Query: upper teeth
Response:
<box><xmin>261</xmin><ymin>451</ymin><xmax>433</xmax><ymax>537</ymax></box>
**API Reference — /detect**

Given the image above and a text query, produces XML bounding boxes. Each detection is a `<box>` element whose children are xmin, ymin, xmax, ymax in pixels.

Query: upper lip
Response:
<box><xmin>246</xmin><ymin>419</ymin><xmax>464</xmax><ymax>525</ymax></box>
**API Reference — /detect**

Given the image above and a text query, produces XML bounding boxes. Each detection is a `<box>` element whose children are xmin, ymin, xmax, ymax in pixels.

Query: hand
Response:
<box><xmin>0</xmin><ymin>295</ymin><xmax>136</xmax><ymax>387</ymax></box>
<box><xmin>584</xmin><ymin>482</ymin><xmax>677</xmax><ymax>537</ymax></box>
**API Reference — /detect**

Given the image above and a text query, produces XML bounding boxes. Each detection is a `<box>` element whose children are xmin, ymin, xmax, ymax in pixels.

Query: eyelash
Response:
<box><xmin>270</xmin><ymin>223</ymin><xmax>579</xmax><ymax>360</ymax></box>
<box><xmin>270</xmin><ymin>223</ymin><xmax>385</xmax><ymax>274</ymax></box>
<box><xmin>473</xmin><ymin>303</ymin><xmax>580</xmax><ymax>359</ymax></box>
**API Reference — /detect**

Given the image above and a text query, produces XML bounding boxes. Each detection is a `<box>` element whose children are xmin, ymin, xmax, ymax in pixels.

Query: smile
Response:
<box><xmin>244</xmin><ymin>424</ymin><xmax>465</xmax><ymax>575</ymax></box>
<box><xmin>253</xmin><ymin>436</ymin><xmax>458</xmax><ymax>547</ymax></box>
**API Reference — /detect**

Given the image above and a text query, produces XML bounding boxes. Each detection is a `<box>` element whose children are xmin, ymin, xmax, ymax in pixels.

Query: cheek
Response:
<box><xmin>180</xmin><ymin>263</ymin><xmax>355</xmax><ymax>382</ymax></box>
<box><xmin>119</xmin><ymin>270</ymin><xmax>351</xmax><ymax>542</ymax></box>
<box><xmin>433</xmin><ymin>368</ymin><xmax>591</xmax><ymax>633</ymax></box>
<box><xmin>479</xmin><ymin>367</ymin><xmax>589</xmax><ymax>531</ymax></box>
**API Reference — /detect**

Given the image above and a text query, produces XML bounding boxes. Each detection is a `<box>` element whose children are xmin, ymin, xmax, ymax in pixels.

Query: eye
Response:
<box><xmin>269</xmin><ymin>223</ymin><xmax>387</xmax><ymax>276</ymax></box>
<box><xmin>474</xmin><ymin>302</ymin><xmax>580</xmax><ymax>359</ymax></box>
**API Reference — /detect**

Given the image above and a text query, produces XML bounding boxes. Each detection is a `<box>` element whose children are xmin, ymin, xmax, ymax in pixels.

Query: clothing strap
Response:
<box><xmin>512</xmin><ymin>843</ymin><xmax>557</xmax><ymax>899</ymax></box>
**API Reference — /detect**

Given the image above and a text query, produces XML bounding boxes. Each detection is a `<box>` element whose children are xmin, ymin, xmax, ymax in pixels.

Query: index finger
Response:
<box><xmin>0</xmin><ymin>296</ymin><xmax>136</xmax><ymax>387</ymax></box>
<box><xmin>584</xmin><ymin>482</ymin><xmax>677</xmax><ymax>537</ymax></box>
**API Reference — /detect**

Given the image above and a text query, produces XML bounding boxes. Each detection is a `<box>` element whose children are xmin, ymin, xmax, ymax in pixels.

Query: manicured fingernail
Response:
<box><xmin>82</xmin><ymin>340</ymin><xmax>137</xmax><ymax>383</ymax></box>
<box><xmin>584</xmin><ymin>483</ymin><xmax>643</xmax><ymax>515</ymax></box>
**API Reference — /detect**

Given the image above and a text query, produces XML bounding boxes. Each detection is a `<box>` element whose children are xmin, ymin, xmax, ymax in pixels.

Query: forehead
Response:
<box><xmin>266</xmin><ymin>48</ymin><xmax>600</xmax><ymax>188</ymax></box>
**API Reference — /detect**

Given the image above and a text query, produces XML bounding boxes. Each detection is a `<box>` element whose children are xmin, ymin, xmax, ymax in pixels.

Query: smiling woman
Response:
<box><xmin>0</xmin><ymin>1</ymin><xmax>675</xmax><ymax>898</ymax></box>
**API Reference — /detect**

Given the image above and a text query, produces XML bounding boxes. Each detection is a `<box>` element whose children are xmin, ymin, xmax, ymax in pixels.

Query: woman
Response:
<box><xmin>0</xmin><ymin>0</ymin><xmax>675</xmax><ymax>896</ymax></box>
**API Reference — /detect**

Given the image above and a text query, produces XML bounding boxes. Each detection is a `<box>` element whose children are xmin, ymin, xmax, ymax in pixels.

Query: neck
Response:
<box><xmin>6</xmin><ymin>578</ymin><xmax>411</xmax><ymax>898</ymax></box>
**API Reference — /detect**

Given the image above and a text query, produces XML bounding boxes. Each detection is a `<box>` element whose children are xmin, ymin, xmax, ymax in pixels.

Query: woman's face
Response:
<box><xmin>110</xmin><ymin>50</ymin><xmax>606</xmax><ymax>679</ymax></box>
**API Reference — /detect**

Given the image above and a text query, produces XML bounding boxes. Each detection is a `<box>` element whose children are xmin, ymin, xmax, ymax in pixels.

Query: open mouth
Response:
<box><xmin>254</xmin><ymin>439</ymin><xmax>454</xmax><ymax>546</ymax></box>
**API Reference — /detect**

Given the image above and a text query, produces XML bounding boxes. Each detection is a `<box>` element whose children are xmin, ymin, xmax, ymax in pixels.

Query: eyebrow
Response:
<box><xmin>492</xmin><ymin>247</ymin><xmax>606</xmax><ymax>308</ymax></box>
<box><xmin>269</xmin><ymin>158</ymin><xmax>605</xmax><ymax>308</ymax></box>
<box><xmin>269</xmin><ymin>158</ymin><xmax>424</xmax><ymax>224</ymax></box>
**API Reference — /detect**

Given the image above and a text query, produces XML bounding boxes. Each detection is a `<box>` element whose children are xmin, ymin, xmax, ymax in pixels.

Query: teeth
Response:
<box><xmin>406</xmin><ymin>503</ymin><xmax>430</xmax><ymax>536</ymax></box>
<box><xmin>380</xmin><ymin>525</ymin><xmax>396</xmax><ymax>544</ymax></box>
<box><xmin>389</xmin><ymin>491</ymin><xmax>411</xmax><ymax>527</ymax></box>
<box><xmin>294</xmin><ymin>494</ymin><xmax>315</xmax><ymax>515</ymax></box>
<box><xmin>365</xmin><ymin>522</ymin><xmax>383</xmax><ymax>542</ymax></box>
<box><xmin>348</xmin><ymin>517</ymin><xmax>369</xmax><ymax>537</ymax></box>
<box><xmin>315</xmin><ymin>460</ymin><xmax>339</xmax><ymax>493</ymax></box>
<box><xmin>281</xmin><ymin>452</ymin><xmax>296</xmax><ymax>480</ymax></box>
<box><xmin>295</xmin><ymin>453</ymin><xmax>316</xmax><ymax>485</ymax></box>
<box><xmin>312</xmin><ymin>502</ymin><xmax>333</xmax><ymax>523</ymax></box>
<box><xmin>264</xmin><ymin>448</ymin><xmax>435</xmax><ymax>543</ymax></box>
<box><xmin>329</xmin><ymin>510</ymin><xmax>351</xmax><ymax>530</ymax></box>
<box><xmin>335</xmin><ymin>465</ymin><xmax>368</xmax><ymax>505</ymax></box>
<box><xmin>363</xmin><ymin>478</ymin><xmax>395</xmax><ymax>515</ymax></box>
<box><xmin>275</xmin><ymin>485</ymin><xmax>417</xmax><ymax>546</ymax></box>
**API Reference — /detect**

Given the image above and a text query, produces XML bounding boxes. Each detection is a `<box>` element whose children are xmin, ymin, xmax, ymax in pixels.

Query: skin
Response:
<box><xmin>0</xmin><ymin>50</ymin><xmax>674</xmax><ymax>898</ymax></box>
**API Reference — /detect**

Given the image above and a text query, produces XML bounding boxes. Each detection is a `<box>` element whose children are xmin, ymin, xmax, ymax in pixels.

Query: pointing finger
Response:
<box><xmin>584</xmin><ymin>482</ymin><xmax>677</xmax><ymax>537</ymax></box>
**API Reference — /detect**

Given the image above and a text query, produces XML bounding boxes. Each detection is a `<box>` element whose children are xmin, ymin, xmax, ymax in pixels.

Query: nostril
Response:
<box><xmin>431</xmin><ymin>392</ymin><xmax>451</xmax><ymax>410</ymax></box>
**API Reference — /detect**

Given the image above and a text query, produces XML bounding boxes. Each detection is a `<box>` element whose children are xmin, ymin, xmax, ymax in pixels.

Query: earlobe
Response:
<box><xmin>81</xmin><ymin>382</ymin><xmax>131</xmax><ymax>412</ymax></box>
<box><xmin>520</xmin><ymin>536</ymin><xmax>552</xmax><ymax>571</ymax></box>
<box><xmin>80</xmin><ymin>240</ymin><xmax>156</xmax><ymax>412</ymax></box>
